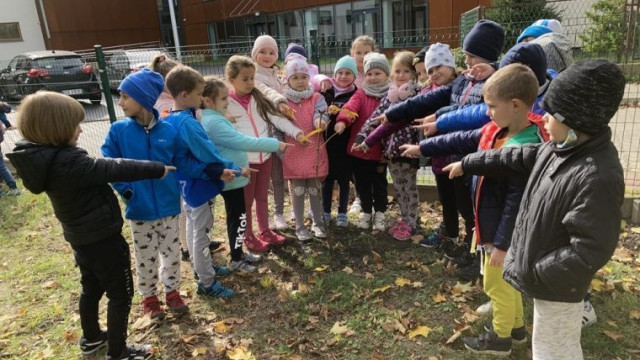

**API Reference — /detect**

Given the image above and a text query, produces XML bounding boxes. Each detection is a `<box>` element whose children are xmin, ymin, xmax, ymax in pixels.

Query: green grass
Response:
<box><xmin>1</xmin><ymin>184</ymin><xmax>640</xmax><ymax>359</ymax></box>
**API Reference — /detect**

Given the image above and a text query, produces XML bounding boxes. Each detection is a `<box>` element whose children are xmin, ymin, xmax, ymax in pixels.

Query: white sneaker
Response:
<box><xmin>7</xmin><ymin>188</ymin><xmax>21</xmax><ymax>196</ymax></box>
<box><xmin>349</xmin><ymin>197</ymin><xmax>362</xmax><ymax>214</ymax></box>
<box><xmin>357</xmin><ymin>213</ymin><xmax>371</xmax><ymax>229</ymax></box>
<box><xmin>296</xmin><ymin>229</ymin><xmax>313</xmax><ymax>241</ymax></box>
<box><xmin>272</xmin><ymin>214</ymin><xmax>288</xmax><ymax>230</ymax></box>
<box><xmin>312</xmin><ymin>225</ymin><xmax>327</xmax><ymax>238</ymax></box>
<box><xmin>230</xmin><ymin>260</ymin><xmax>257</xmax><ymax>275</ymax></box>
<box><xmin>372</xmin><ymin>212</ymin><xmax>385</xmax><ymax>231</ymax></box>
<box><xmin>582</xmin><ymin>300</ymin><xmax>597</xmax><ymax>328</ymax></box>
<box><xmin>476</xmin><ymin>301</ymin><xmax>493</xmax><ymax>316</ymax></box>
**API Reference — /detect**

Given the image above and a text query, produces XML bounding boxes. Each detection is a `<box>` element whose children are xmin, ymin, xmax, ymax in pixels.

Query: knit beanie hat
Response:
<box><xmin>413</xmin><ymin>46</ymin><xmax>428</xmax><ymax>65</ymax></box>
<box><xmin>251</xmin><ymin>35</ymin><xmax>279</xmax><ymax>61</ymax></box>
<box><xmin>363</xmin><ymin>53</ymin><xmax>390</xmax><ymax>76</ymax></box>
<box><xmin>118</xmin><ymin>68</ymin><xmax>164</xmax><ymax>120</ymax></box>
<box><xmin>463</xmin><ymin>20</ymin><xmax>505</xmax><ymax>62</ymax></box>
<box><xmin>517</xmin><ymin>19</ymin><xmax>563</xmax><ymax>43</ymax></box>
<box><xmin>499</xmin><ymin>42</ymin><xmax>548</xmax><ymax>86</ymax></box>
<box><xmin>334</xmin><ymin>55</ymin><xmax>358</xmax><ymax>77</ymax></box>
<box><xmin>285</xmin><ymin>43</ymin><xmax>307</xmax><ymax>60</ymax></box>
<box><xmin>425</xmin><ymin>42</ymin><xmax>456</xmax><ymax>72</ymax></box>
<box><xmin>541</xmin><ymin>59</ymin><xmax>625</xmax><ymax>135</ymax></box>
<box><xmin>285</xmin><ymin>55</ymin><xmax>310</xmax><ymax>80</ymax></box>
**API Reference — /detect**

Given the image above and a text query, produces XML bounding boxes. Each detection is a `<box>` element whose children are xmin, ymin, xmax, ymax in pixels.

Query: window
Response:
<box><xmin>0</xmin><ymin>22</ymin><xmax>22</xmax><ymax>42</ymax></box>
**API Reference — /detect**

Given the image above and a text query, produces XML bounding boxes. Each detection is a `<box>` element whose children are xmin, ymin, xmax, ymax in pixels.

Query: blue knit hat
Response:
<box><xmin>334</xmin><ymin>55</ymin><xmax>358</xmax><ymax>77</ymax></box>
<box><xmin>118</xmin><ymin>68</ymin><xmax>164</xmax><ymax>120</ymax></box>
<box><xmin>463</xmin><ymin>20</ymin><xmax>505</xmax><ymax>62</ymax></box>
<box><xmin>499</xmin><ymin>42</ymin><xmax>548</xmax><ymax>86</ymax></box>
<box><xmin>285</xmin><ymin>43</ymin><xmax>307</xmax><ymax>59</ymax></box>
<box><xmin>517</xmin><ymin>19</ymin><xmax>563</xmax><ymax>43</ymax></box>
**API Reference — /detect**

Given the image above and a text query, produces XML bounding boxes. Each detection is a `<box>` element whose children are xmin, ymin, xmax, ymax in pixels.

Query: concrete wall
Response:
<box><xmin>0</xmin><ymin>0</ymin><xmax>46</xmax><ymax>59</ymax></box>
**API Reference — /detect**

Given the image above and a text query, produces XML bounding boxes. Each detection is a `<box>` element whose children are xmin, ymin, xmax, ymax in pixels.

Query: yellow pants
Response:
<box><xmin>483</xmin><ymin>251</ymin><xmax>524</xmax><ymax>338</ymax></box>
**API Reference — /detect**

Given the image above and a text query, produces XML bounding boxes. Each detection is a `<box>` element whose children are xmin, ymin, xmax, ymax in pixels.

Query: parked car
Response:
<box><xmin>0</xmin><ymin>50</ymin><xmax>102</xmax><ymax>104</ymax></box>
<box><xmin>105</xmin><ymin>49</ymin><xmax>164</xmax><ymax>91</ymax></box>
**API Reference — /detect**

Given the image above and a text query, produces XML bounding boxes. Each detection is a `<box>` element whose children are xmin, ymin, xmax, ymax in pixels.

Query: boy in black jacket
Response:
<box><xmin>8</xmin><ymin>91</ymin><xmax>173</xmax><ymax>360</ymax></box>
<box><xmin>444</xmin><ymin>60</ymin><xmax>625</xmax><ymax>359</ymax></box>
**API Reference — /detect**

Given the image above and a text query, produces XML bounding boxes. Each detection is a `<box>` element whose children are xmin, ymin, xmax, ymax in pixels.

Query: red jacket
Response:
<box><xmin>336</xmin><ymin>88</ymin><xmax>384</xmax><ymax>161</ymax></box>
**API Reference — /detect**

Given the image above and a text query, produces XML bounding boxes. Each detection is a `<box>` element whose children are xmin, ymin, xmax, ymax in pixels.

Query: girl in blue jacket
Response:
<box><xmin>201</xmin><ymin>76</ymin><xmax>290</xmax><ymax>275</ymax></box>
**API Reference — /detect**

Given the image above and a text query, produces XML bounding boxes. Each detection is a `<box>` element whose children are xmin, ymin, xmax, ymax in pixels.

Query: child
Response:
<box><xmin>251</xmin><ymin>35</ymin><xmax>296</xmax><ymax>231</ymax></box>
<box><xmin>101</xmin><ymin>69</ymin><xmax>224</xmax><ymax>318</ymax></box>
<box><xmin>282</xmin><ymin>55</ymin><xmax>330</xmax><ymax>240</ymax></box>
<box><xmin>284</xmin><ymin>43</ymin><xmax>319</xmax><ymax>78</ymax></box>
<box><xmin>162</xmin><ymin>65</ymin><xmax>242</xmax><ymax>298</ymax></box>
<box><xmin>412</xmin><ymin>46</ymin><xmax>429</xmax><ymax>88</ymax></box>
<box><xmin>517</xmin><ymin>19</ymin><xmax>573</xmax><ymax>73</ymax></box>
<box><xmin>200</xmin><ymin>76</ymin><xmax>290</xmax><ymax>273</ymax></box>
<box><xmin>444</xmin><ymin>59</ymin><xmax>625</xmax><ymax>360</ymax></box>
<box><xmin>315</xmin><ymin>56</ymin><xmax>358</xmax><ymax>227</ymax></box>
<box><xmin>225</xmin><ymin>55</ymin><xmax>305</xmax><ymax>252</ymax></box>
<box><xmin>7</xmin><ymin>91</ymin><xmax>168</xmax><ymax>360</ymax></box>
<box><xmin>335</xmin><ymin>52</ymin><xmax>391</xmax><ymax>230</ymax></box>
<box><xmin>402</xmin><ymin>64</ymin><xmax>547</xmax><ymax>355</ymax></box>
<box><xmin>0</xmin><ymin>101</ymin><xmax>20</xmax><ymax>196</ymax></box>
<box><xmin>150</xmin><ymin>53</ymin><xmax>180</xmax><ymax>117</ymax></box>
<box><xmin>353</xmin><ymin>51</ymin><xmax>421</xmax><ymax>241</ymax></box>
<box><xmin>350</xmin><ymin>35</ymin><xmax>376</xmax><ymax>88</ymax></box>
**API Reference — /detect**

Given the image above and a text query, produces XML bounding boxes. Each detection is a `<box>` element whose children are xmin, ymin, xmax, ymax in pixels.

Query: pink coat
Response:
<box><xmin>282</xmin><ymin>93</ymin><xmax>329</xmax><ymax>179</ymax></box>
<box><xmin>336</xmin><ymin>88</ymin><xmax>383</xmax><ymax>161</ymax></box>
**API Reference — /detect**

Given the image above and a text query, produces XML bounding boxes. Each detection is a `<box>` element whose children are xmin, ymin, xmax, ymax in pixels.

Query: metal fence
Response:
<box><xmin>1</xmin><ymin>0</ymin><xmax>640</xmax><ymax>194</ymax></box>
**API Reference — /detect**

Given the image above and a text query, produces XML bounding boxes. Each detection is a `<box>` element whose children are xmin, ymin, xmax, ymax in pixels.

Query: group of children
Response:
<box><xmin>4</xmin><ymin>17</ymin><xmax>626</xmax><ymax>360</ymax></box>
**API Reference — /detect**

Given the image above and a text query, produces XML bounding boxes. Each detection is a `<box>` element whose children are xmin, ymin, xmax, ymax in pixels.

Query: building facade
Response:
<box><xmin>0</xmin><ymin>0</ymin><xmax>46</xmax><ymax>59</ymax></box>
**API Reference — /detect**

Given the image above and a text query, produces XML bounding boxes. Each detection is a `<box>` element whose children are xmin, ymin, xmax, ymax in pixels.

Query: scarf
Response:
<box><xmin>229</xmin><ymin>90</ymin><xmax>252</xmax><ymax>111</ymax></box>
<box><xmin>362</xmin><ymin>81</ymin><xmax>391</xmax><ymax>98</ymax></box>
<box><xmin>331</xmin><ymin>79</ymin><xmax>356</xmax><ymax>97</ymax></box>
<box><xmin>387</xmin><ymin>81</ymin><xmax>419</xmax><ymax>104</ymax></box>
<box><xmin>284</xmin><ymin>84</ymin><xmax>314</xmax><ymax>103</ymax></box>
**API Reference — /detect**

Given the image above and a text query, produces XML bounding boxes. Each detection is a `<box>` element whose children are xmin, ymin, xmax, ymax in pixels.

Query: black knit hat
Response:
<box><xmin>413</xmin><ymin>46</ymin><xmax>428</xmax><ymax>65</ymax></box>
<box><xmin>541</xmin><ymin>59</ymin><xmax>625</xmax><ymax>135</ymax></box>
<box><xmin>499</xmin><ymin>42</ymin><xmax>548</xmax><ymax>86</ymax></box>
<box><xmin>463</xmin><ymin>20</ymin><xmax>505</xmax><ymax>62</ymax></box>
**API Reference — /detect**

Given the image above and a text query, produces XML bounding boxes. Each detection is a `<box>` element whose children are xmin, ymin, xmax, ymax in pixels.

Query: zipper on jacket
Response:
<box><xmin>145</xmin><ymin>126</ymin><xmax>160</xmax><ymax>220</ymax></box>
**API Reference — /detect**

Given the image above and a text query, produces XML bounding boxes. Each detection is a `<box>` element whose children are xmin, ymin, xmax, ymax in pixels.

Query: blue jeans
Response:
<box><xmin>0</xmin><ymin>149</ymin><xmax>17</xmax><ymax>190</ymax></box>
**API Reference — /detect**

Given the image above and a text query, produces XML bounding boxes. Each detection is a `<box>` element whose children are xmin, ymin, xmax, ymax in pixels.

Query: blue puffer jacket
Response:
<box><xmin>385</xmin><ymin>74</ymin><xmax>485</xmax><ymax>125</ymax></box>
<box><xmin>101</xmin><ymin>118</ymin><xmax>206</xmax><ymax>220</ymax></box>
<box><xmin>435</xmin><ymin>70</ymin><xmax>556</xmax><ymax>133</ymax></box>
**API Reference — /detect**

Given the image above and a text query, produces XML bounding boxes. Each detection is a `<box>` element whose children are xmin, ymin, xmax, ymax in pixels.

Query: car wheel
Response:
<box><xmin>89</xmin><ymin>93</ymin><xmax>102</xmax><ymax>105</ymax></box>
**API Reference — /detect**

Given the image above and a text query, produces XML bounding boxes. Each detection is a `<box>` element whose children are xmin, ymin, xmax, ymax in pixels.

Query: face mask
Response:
<box><xmin>556</xmin><ymin>129</ymin><xmax>578</xmax><ymax>149</ymax></box>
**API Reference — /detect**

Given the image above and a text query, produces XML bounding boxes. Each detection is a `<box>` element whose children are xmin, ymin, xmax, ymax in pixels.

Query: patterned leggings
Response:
<box><xmin>533</xmin><ymin>298</ymin><xmax>583</xmax><ymax>360</ymax></box>
<box><xmin>130</xmin><ymin>216</ymin><xmax>180</xmax><ymax>298</ymax></box>
<box><xmin>388</xmin><ymin>161</ymin><xmax>419</xmax><ymax>228</ymax></box>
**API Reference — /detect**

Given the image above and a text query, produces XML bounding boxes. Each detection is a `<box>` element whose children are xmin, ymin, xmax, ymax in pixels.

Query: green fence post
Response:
<box><xmin>94</xmin><ymin>45</ymin><xmax>116</xmax><ymax>123</ymax></box>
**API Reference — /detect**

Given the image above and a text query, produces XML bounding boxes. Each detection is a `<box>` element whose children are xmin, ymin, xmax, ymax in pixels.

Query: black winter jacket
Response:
<box><xmin>7</xmin><ymin>141</ymin><xmax>166</xmax><ymax>247</ymax></box>
<box><xmin>322</xmin><ymin>86</ymin><xmax>357</xmax><ymax>180</ymax></box>
<box><xmin>461</xmin><ymin>128</ymin><xmax>624</xmax><ymax>302</ymax></box>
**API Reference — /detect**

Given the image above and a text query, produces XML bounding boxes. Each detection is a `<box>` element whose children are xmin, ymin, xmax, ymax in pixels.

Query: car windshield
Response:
<box><xmin>33</xmin><ymin>56</ymin><xmax>84</xmax><ymax>70</ymax></box>
<box><xmin>126</xmin><ymin>52</ymin><xmax>160</xmax><ymax>66</ymax></box>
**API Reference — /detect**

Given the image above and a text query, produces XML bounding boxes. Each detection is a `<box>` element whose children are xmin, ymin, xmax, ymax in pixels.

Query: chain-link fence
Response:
<box><xmin>2</xmin><ymin>0</ymin><xmax>639</xmax><ymax>193</ymax></box>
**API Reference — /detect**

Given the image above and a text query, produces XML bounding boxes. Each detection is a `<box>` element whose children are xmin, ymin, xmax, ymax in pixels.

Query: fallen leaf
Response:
<box><xmin>63</xmin><ymin>329</ymin><xmax>78</xmax><ymax>343</ymax></box>
<box><xmin>41</xmin><ymin>280</ymin><xmax>60</xmax><ymax>289</ymax></box>
<box><xmin>461</xmin><ymin>311</ymin><xmax>479</xmax><ymax>324</ymax></box>
<box><xmin>410</xmin><ymin>234</ymin><xmax>423</xmax><ymax>244</ymax></box>
<box><xmin>131</xmin><ymin>315</ymin><xmax>153</xmax><ymax>331</ymax></box>
<box><xmin>591</xmin><ymin>278</ymin><xmax>604</xmax><ymax>292</ymax></box>
<box><xmin>330</xmin><ymin>321</ymin><xmax>350</xmax><ymax>335</ymax></box>
<box><xmin>314</xmin><ymin>265</ymin><xmax>330</xmax><ymax>272</ymax></box>
<box><xmin>214</xmin><ymin>320</ymin><xmax>229</xmax><ymax>333</ymax></box>
<box><xmin>411</xmin><ymin>281</ymin><xmax>424</xmax><ymax>288</ymax></box>
<box><xmin>226</xmin><ymin>345</ymin><xmax>256</xmax><ymax>360</ymax></box>
<box><xmin>603</xmin><ymin>330</ymin><xmax>623</xmax><ymax>341</ymax></box>
<box><xmin>432</xmin><ymin>292</ymin><xmax>447</xmax><ymax>303</ymax></box>
<box><xmin>180</xmin><ymin>334</ymin><xmax>197</xmax><ymax>344</ymax></box>
<box><xmin>631</xmin><ymin>227</ymin><xmax>640</xmax><ymax>234</ymax></box>
<box><xmin>371</xmin><ymin>250</ymin><xmax>382</xmax><ymax>263</ymax></box>
<box><xmin>408</xmin><ymin>325</ymin><xmax>431</xmax><ymax>339</ymax></box>
<box><xmin>373</xmin><ymin>285</ymin><xmax>392</xmax><ymax>294</ymax></box>
<box><xmin>372</xmin><ymin>355</ymin><xmax>385</xmax><ymax>360</ymax></box>
<box><xmin>343</xmin><ymin>266</ymin><xmax>354</xmax><ymax>274</ymax></box>
<box><xmin>395</xmin><ymin>277</ymin><xmax>411</xmax><ymax>287</ymax></box>
<box><xmin>630</xmin><ymin>309</ymin><xmax>640</xmax><ymax>321</ymax></box>
<box><xmin>260</xmin><ymin>276</ymin><xmax>274</xmax><ymax>288</ymax></box>
<box><xmin>365</xmin><ymin>272</ymin><xmax>375</xmax><ymax>280</ymax></box>
<box><xmin>192</xmin><ymin>347</ymin><xmax>208</xmax><ymax>357</ymax></box>
<box><xmin>328</xmin><ymin>292</ymin><xmax>342</xmax><ymax>302</ymax></box>
<box><xmin>446</xmin><ymin>324</ymin><xmax>470</xmax><ymax>344</ymax></box>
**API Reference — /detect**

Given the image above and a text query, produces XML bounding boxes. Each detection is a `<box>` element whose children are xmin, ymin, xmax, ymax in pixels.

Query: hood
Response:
<box><xmin>6</xmin><ymin>140</ymin><xmax>65</xmax><ymax>194</ymax></box>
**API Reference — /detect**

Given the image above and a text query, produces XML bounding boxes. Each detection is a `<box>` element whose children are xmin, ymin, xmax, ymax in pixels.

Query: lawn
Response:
<box><xmin>1</xmin><ymin>186</ymin><xmax>639</xmax><ymax>360</ymax></box>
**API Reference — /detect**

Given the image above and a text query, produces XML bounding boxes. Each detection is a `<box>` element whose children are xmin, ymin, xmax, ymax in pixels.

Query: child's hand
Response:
<box><xmin>220</xmin><ymin>169</ymin><xmax>236</xmax><ymax>182</ymax></box>
<box><xmin>278</xmin><ymin>142</ymin><xmax>293</xmax><ymax>152</ymax></box>
<box><xmin>399</xmin><ymin>144</ymin><xmax>421</xmax><ymax>158</ymax></box>
<box><xmin>370</xmin><ymin>114</ymin><xmax>388</xmax><ymax>125</ymax></box>
<box><xmin>296</xmin><ymin>132</ymin><xmax>310</xmax><ymax>145</ymax></box>
<box><xmin>321</xmin><ymin>80</ymin><xmax>332</xmax><ymax>91</ymax></box>
<box><xmin>334</xmin><ymin>122</ymin><xmax>346</xmax><ymax>135</ymax></box>
<box><xmin>443</xmin><ymin>161</ymin><xmax>464</xmax><ymax>179</ymax></box>
<box><xmin>279</xmin><ymin>103</ymin><xmax>296</xmax><ymax>121</ymax></box>
<box><xmin>161</xmin><ymin>166</ymin><xmax>177</xmax><ymax>179</ymax></box>
<box><xmin>351</xmin><ymin>142</ymin><xmax>370</xmax><ymax>153</ymax></box>
<box><xmin>489</xmin><ymin>248</ymin><xmax>507</xmax><ymax>267</ymax></box>
<box><xmin>225</xmin><ymin>113</ymin><xmax>241</xmax><ymax>123</ymax></box>
<box><xmin>415</xmin><ymin>114</ymin><xmax>436</xmax><ymax>125</ymax></box>
<box><xmin>240</xmin><ymin>167</ymin><xmax>258</xmax><ymax>177</ymax></box>
<box><xmin>413</xmin><ymin>117</ymin><xmax>438</xmax><ymax>136</ymax></box>
<box><xmin>463</xmin><ymin>63</ymin><xmax>495</xmax><ymax>82</ymax></box>
<box><xmin>314</xmin><ymin>119</ymin><xmax>327</xmax><ymax>130</ymax></box>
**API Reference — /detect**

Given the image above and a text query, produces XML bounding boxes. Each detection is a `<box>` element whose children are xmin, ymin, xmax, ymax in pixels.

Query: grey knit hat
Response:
<box><xmin>541</xmin><ymin>59</ymin><xmax>625</xmax><ymax>135</ymax></box>
<box><xmin>364</xmin><ymin>53</ymin><xmax>390</xmax><ymax>76</ymax></box>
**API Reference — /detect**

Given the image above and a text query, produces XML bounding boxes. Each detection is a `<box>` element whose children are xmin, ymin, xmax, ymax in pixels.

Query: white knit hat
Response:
<box><xmin>425</xmin><ymin>43</ymin><xmax>456</xmax><ymax>71</ymax></box>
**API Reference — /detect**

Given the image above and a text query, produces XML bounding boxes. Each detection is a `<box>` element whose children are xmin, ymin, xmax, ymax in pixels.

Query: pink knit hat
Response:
<box><xmin>251</xmin><ymin>35</ymin><xmax>279</xmax><ymax>61</ymax></box>
<box><xmin>285</xmin><ymin>54</ymin><xmax>309</xmax><ymax>80</ymax></box>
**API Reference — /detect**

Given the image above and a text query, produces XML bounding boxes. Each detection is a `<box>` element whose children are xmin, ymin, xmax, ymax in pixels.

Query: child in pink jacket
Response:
<box><xmin>335</xmin><ymin>52</ymin><xmax>391</xmax><ymax>231</ymax></box>
<box><xmin>282</xmin><ymin>55</ymin><xmax>330</xmax><ymax>241</ymax></box>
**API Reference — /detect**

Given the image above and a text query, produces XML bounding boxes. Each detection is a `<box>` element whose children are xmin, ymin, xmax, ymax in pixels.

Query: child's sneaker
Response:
<box><xmin>388</xmin><ymin>219</ymin><xmax>407</xmax><ymax>235</ymax></box>
<box><xmin>257</xmin><ymin>230</ymin><xmax>285</xmax><ymax>245</ymax></box>
<box><xmin>456</xmin><ymin>256</ymin><xmax>481</xmax><ymax>282</ymax></box>
<box><xmin>165</xmin><ymin>290</ymin><xmax>189</xmax><ymax>313</ymax></box>
<box><xmin>484</xmin><ymin>321</ymin><xmax>527</xmax><ymax>344</ymax></box>
<box><xmin>296</xmin><ymin>228</ymin><xmax>313</xmax><ymax>241</ymax></box>
<box><xmin>79</xmin><ymin>330</ymin><xmax>108</xmax><ymax>355</ymax></box>
<box><xmin>443</xmin><ymin>238</ymin><xmax>468</xmax><ymax>259</ymax></box>
<box><xmin>372</xmin><ymin>212</ymin><xmax>385</xmax><ymax>231</ymax></box>
<box><xmin>349</xmin><ymin>197</ymin><xmax>362</xmax><ymax>214</ymax></box>
<box><xmin>357</xmin><ymin>213</ymin><xmax>372</xmax><ymax>229</ymax></box>
<box><xmin>582</xmin><ymin>300</ymin><xmax>597</xmax><ymax>327</ymax></box>
<box><xmin>272</xmin><ymin>214</ymin><xmax>288</xmax><ymax>230</ymax></box>
<box><xmin>336</xmin><ymin>213</ymin><xmax>348</xmax><ymax>227</ymax></box>
<box><xmin>463</xmin><ymin>330</ymin><xmax>512</xmax><ymax>356</ymax></box>
<box><xmin>392</xmin><ymin>224</ymin><xmax>413</xmax><ymax>241</ymax></box>
<box><xmin>7</xmin><ymin>188</ymin><xmax>21</xmax><ymax>196</ymax></box>
<box><xmin>419</xmin><ymin>233</ymin><xmax>442</xmax><ymax>248</ymax></box>
<box><xmin>213</xmin><ymin>264</ymin><xmax>231</xmax><ymax>277</ymax></box>
<box><xmin>243</xmin><ymin>251</ymin><xmax>263</xmax><ymax>264</ymax></box>
<box><xmin>230</xmin><ymin>259</ymin><xmax>257</xmax><ymax>276</ymax></box>
<box><xmin>323</xmin><ymin>212</ymin><xmax>332</xmax><ymax>225</ymax></box>
<box><xmin>197</xmin><ymin>280</ymin><xmax>235</xmax><ymax>298</ymax></box>
<box><xmin>105</xmin><ymin>343</ymin><xmax>153</xmax><ymax>360</ymax></box>
<box><xmin>476</xmin><ymin>301</ymin><xmax>493</xmax><ymax>316</ymax></box>
<box><xmin>141</xmin><ymin>296</ymin><xmax>165</xmax><ymax>320</ymax></box>
<box><xmin>244</xmin><ymin>233</ymin><xmax>270</xmax><ymax>253</ymax></box>
<box><xmin>312</xmin><ymin>225</ymin><xmax>327</xmax><ymax>238</ymax></box>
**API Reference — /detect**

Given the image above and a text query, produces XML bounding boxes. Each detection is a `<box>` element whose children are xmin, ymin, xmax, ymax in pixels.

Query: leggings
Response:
<box><xmin>221</xmin><ymin>187</ymin><xmax>247</xmax><ymax>262</ymax></box>
<box><xmin>243</xmin><ymin>157</ymin><xmax>273</xmax><ymax>236</ymax></box>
